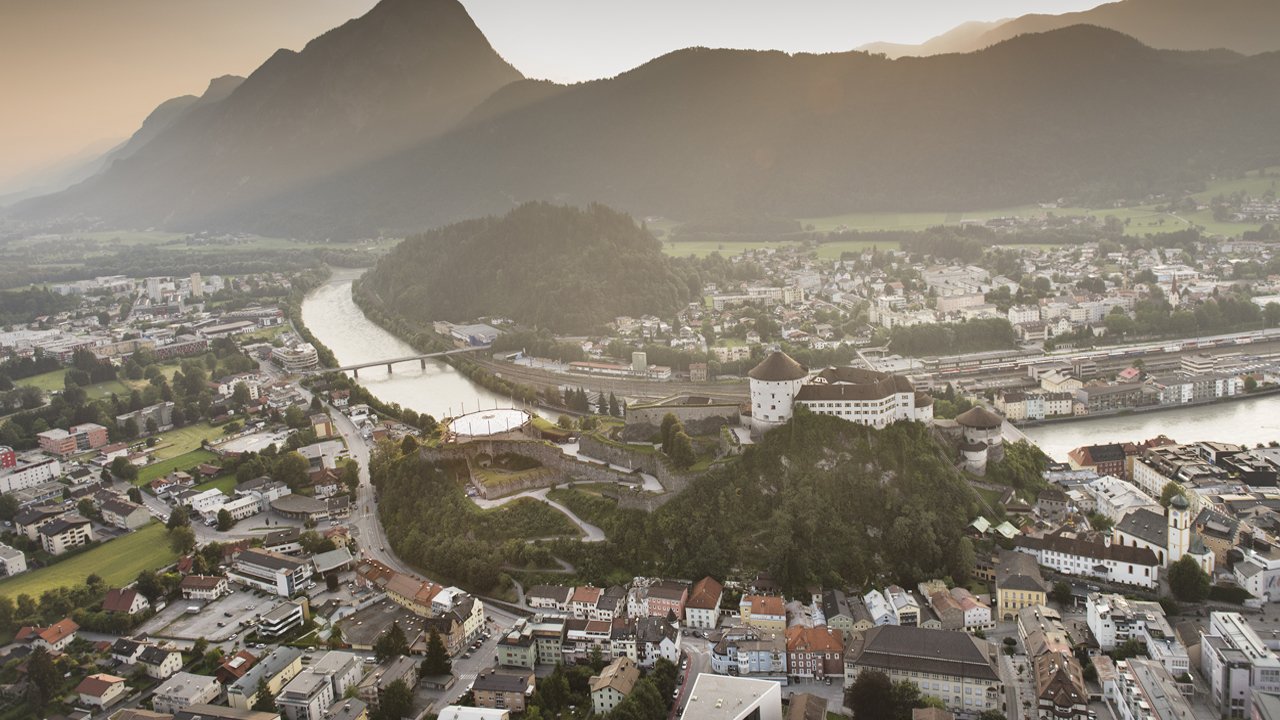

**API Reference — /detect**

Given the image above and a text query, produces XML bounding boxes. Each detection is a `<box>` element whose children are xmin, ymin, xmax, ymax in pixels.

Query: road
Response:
<box><xmin>471</xmin><ymin>487</ymin><xmax>606</xmax><ymax>542</ymax></box>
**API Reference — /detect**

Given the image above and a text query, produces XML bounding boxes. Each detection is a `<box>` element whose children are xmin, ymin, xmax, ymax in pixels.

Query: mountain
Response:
<box><xmin>103</xmin><ymin>75</ymin><xmax>245</xmax><ymax>167</ymax></box>
<box><xmin>237</xmin><ymin>25</ymin><xmax>1280</xmax><ymax>238</ymax></box>
<box><xmin>18</xmin><ymin>0</ymin><xmax>522</xmax><ymax>230</ymax></box>
<box><xmin>361</xmin><ymin>202</ymin><xmax>692</xmax><ymax>333</ymax></box>
<box><xmin>14</xmin><ymin>8</ymin><xmax>1280</xmax><ymax>238</ymax></box>
<box><xmin>859</xmin><ymin>0</ymin><xmax>1280</xmax><ymax>58</ymax></box>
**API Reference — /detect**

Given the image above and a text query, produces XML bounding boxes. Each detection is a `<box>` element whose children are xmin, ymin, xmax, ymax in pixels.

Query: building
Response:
<box><xmin>356</xmin><ymin>656</ymin><xmax>419</xmax><ymax>709</ymax></box>
<box><xmin>271</xmin><ymin>343</ymin><xmax>320</xmax><ymax>372</ymax></box>
<box><xmin>995</xmin><ymin>551</ymin><xmax>1047</xmax><ymax>621</ymax></box>
<box><xmin>884</xmin><ymin>585</ymin><xmax>920</xmax><ymax>627</ymax></box>
<box><xmin>152</xmin><ymin>672</ymin><xmax>221</xmax><ymax>715</ymax></box>
<box><xmin>1112</xmin><ymin>495</ymin><xmax>1202</xmax><ymax>570</ymax></box>
<box><xmin>116</xmin><ymin>402</ymin><xmax>175</xmax><ymax>433</ymax></box>
<box><xmin>227</xmin><ymin>647</ymin><xmax>304</xmax><ymax>710</ymax></box>
<box><xmin>791</xmin><ymin>366</ymin><xmax>933</xmax><ymax>429</ymax></box>
<box><xmin>1085</xmin><ymin>593</ymin><xmax>1188</xmax><ymax>677</ymax></box>
<box><xmin>0</xmin><ymin>455</ymin><xmax>62</xmax><ymax>494</ymax></box>
<box><xmin>139</xmin><ymin>645</ymin><xmax>185</xmax><ymax>680</ymax></box>
<box><xmin>13</xmin><ymin>504</ymin><xmax>67</xmax><ymax>540</ymax></box>
<box><xmin>76</xmin><ymin>673</ymin><xmax>127</xmax><ymax>709</ymax></box>
<box><xmin>590</xmin><ymin>657</ymin><xmax>640</xmax><ymax>716</ymax></box>
<box><xmin>1069</xmin><ymin>443</ymin><xmax>1130</xmax><ymax>479</ymax></box>
<box><xmin>844</xmin><ymin>626</ymin><xmax>1003</xmax><ymax>718</ymax></box>
<box><xmin>526</xmin><ymin>585</ymin><xmax>572</xmax><ymax>613</ymax></box>
<box><xmin>1014</xmin><ymin>533</ymin><xmax>1160</xmax><ymax>589</ymax></box>
<box><xmin>259</xmin><ymin>600</ymin><xmax>308</xmax><ymax>639</ymax></box>
<box><xmin>1105</xmin><ymin>659</ymin><xmax>1195</xmax><ymax>720</ymax></box>
<box><xmin>685</xmin><ymin>576</ymin><xmax>724</xmax><ymax>630</ymax></box>
<box><xmin>0</xmin><ymin>542</ymin><xmax>27</xmax><ymax>576</ymax></box>
<box><xmin>36</xmin><ymin>423</ymin><xmax>109</xmax><ymax>456</ymax></box>
<box><xmin>181</xmin><ymin>574</ymin><xmax>231</xmax><ymax>600</ymax></box>
<box><xmin>1034</xmin><ymin>649</ymin><xmax>1091</xmax><ymax>720</ymax></box>
<box><xmin>679</xmin><ymin>674</ymin><xmax>783</xmax><ymax>720</ymax></box>
<box><xmin>740</xmin><ymin>595</ymin><xmax>787</xmax><ymax>631</ymax></box>
<box><xmin>103</xmin><ymin>588</ymin><xmax>150</xmax><ymax>615</ymax></box>
<box><xmin>39</xmin><ymin>514</ymin><xmax>93</xmax><ymax>555</ymax></box>
<box><xmin>276</xmin><ymin>652</ymin><xmax>362</xmax><ymax>720</ymax></box>
<box><xmin>747</xmin><ymin>351</ymin><xmax>811</xmax><ymax>435</ymax></box>
<box><xmin>228</xmin><ymin>548</ymin><xmax>313</xmax><ymax>596</ymax></box>
<box><xmin>436</xmin><ymin>709</ymin><xmax>510</xmax><ymax>720</ymax></box>
<box><xmin>16</xmin><ymin>618</ymin><xmax>78</xmax><ymax>652</ymax></box>
<box><xmin>710</xmin><ymin>628</ymin><xmax>787</xmax><ymax>677</ymax></box>
<box><xmin>785</xmin><ymin>625</ymin><xmax>844</xmax><ymax>680</ymax></box>
<box><xmin>1201</xmin><ymin>612</ymin><xmax>1280</xmax><ymax>718</ymax></box>
<box><xmin>101</xmin><ymin>496</ymin><xmax>151</xmax><ymax>530</ymax></box>
<box><xmin>472</xmin><ymin>669</ymin><xmax>535</xmax><ymax>713</ymax></box>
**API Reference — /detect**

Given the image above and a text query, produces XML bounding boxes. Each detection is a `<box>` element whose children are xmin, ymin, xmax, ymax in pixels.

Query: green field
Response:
<box><xmin>193</xmin><ymin>476</ymin><xmax>236</xmax><ymax>494</ymax></box>
<box><xmin>0</xmin><ymin>523</ymin><xmax>177</xmax><ymax>598</ymax></box>
<box><xmin>16</xmin><ymin>369</ymin><xmax>133</xmax><ymax>400</ymax></box>
<box><xmin>662</xmin><ymin>238</ymin><xmax>901</xmax><ymax>260</ymax></box>
<box><xmin>136</xmin><ymin>449</ymin><xmax>219</xmax><ymax>487</ymax></box>
<box><xmin>151</xmin><ymin>422</ymin><xmax>223</xmax><ymax>460</ymax></box>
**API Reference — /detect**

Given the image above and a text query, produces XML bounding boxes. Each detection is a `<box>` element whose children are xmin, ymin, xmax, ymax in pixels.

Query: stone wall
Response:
<box><xmin>625</xmin><ymin>401</ymin><xmax>741</xmax><ymax>429</ymax></box>
<box><xmin>577</xmin><ymin>435</ymin><xmax>694</xmax><ymax>495</ymax></box>
<box><xmin>419</xmin><ymin>439</ymin><xmax>639</xmax><ymax>499</ymax></box>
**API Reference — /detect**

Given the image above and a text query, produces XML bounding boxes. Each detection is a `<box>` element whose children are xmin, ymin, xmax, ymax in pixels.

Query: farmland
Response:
<box><xmin>0</xmin><ymin>523</ymin><xmax>177</xmax><ymax>598</ymax></box>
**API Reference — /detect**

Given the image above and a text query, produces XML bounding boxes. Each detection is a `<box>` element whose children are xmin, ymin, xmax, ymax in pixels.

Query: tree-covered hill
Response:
<box><xmin>360</xmin><ymin>202</ymin><xmax>692</xmax><ymax>333</ymax></box>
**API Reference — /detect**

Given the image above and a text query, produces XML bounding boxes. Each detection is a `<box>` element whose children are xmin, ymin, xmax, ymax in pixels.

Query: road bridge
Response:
<box><xmin>303</xmin><ymin>345</ymin><xmax>488</xmax><ymax>377</ymax></box>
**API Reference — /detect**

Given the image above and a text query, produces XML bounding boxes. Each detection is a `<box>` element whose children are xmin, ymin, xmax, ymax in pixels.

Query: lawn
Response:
<box><xmin>15</xmin><ymin>369</ymin><xmax>133</xmax><ymax>400</ymax></box>
<box><xmin>661</xmin><ymin>240</ymin><xmax>792</xmax><ymax>258</ymax></box>
<box><xmin>136</xmin><ymin>449</ymin><xmax>219</xmax><ymax>486</ymax></box>
<box><xmin>151</xmin><ymin>422</ymin><xmax>224</xmax><ymax>459</ymax></box>
<box><xmin>0</xmin><ymin>523</ymin><xmax>177</xmax><ymax>598</ymax></box>
<box><xmin>193</xmin><ymin>476</ymin><xmax>237</xmax><ymax>494</ymax></box>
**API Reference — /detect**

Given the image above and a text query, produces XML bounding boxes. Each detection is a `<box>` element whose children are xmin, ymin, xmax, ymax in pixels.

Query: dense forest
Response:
<box><xmin>373</xmin><ymin>411</ymin><xmax>980</xmax><ymax>596</ymax></box>
<box><xmin>361</xmin><ymin>202</ymin><xmax>693</xmax><ymax>333</ymax></box>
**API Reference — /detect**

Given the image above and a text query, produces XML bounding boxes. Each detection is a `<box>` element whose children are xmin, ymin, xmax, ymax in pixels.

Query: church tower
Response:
<box><xmin>1167</xmin><ymin>493</ymin><xmax>1191</xmax><ymax>564</ymax></box>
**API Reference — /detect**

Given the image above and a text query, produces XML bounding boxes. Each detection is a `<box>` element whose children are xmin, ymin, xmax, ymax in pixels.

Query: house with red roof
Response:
<box><xmin>16</xmin><ymin>618</ymin><xmax>79</xmax><ymax>652</ymax></box>
<box><xmin>103</xmin><ymin>588</ymin><xmax>150</xmax><ymax>615</ymax></box>
<box><xmin>76</xmin><ymin>673</ymin><xmax>127</xmax><ymax>708</ymax></box>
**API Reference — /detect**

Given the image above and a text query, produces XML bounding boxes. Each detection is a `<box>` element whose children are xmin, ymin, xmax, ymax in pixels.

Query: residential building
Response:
<box><xmin>139</xmin><ymin>645</ymin><xmax>185</xmax><ymax>680</ymax></box>
<box><xmin>472</xmin><ymin>669</ymin><xmax>535</xmax><ymax>713</ymax></box>
<box><xmin>271</xmin><ymin>343</ymin><xmax>319</xmax><ymax>372</ymax></box>
<box><xmin>103</xmin><ymin>588</ymin><xmax>150</xmax><ymax>615</ymax></box>
<box><xmin>1034</xmin><ymin>649</ymin><xmax>1091</xmax><ymax>720</ymax></box>
<box><xmin>591</xmin><ymin>657</ymin><xmax>640</xmax><ymax>716</ymax></box>
<box><xmin>1201</xmin><ymin>612</ymin><xmax>1280</xmax><ymax>718</ymax></box>
<box><xmin>1105</xmin><ymin>659</ymin><xmax>1195</xmax><ymax>720</ymax></box>
<box><xmin>277</xmin><ymin>652</ymin><xmax>362</xmax><ymax>720</ymax></box>
<box><xmin>1085</xmin><ymin>593</ymin><xmax>1189</xmax><ymax>677</ymax></box>
<box><xmin>228</xmin><ymin>548</ymin><xmax>313</xmax><ymax>596</ymax></box>
<box><xmin>845</xmin><ymin>626</ymin><xmax>1003</xmax><ymax>717</ymax></box>
<box><xmin>526</xmin><ymin>585</ymin><xmax>572</xmax><ymax>613</ymax></box>
<box><xmin>16</xmin><ymin>618</ymin><xmax>78</xmax><ymax>652</ymax></box>
<box><xmin>101</xmin><ymin>496</ymin><xmax>150</xmax><ymax>530</ymax></box>
<box><xmin>0</xmin><ymin>542</ymin><xmax>27</xmax><ymax>576</ymax></box>
<box><xmin>740</xmin><ymin>595</ymin><xmax>787</xmax><ymax>631</ymax></box>
<box><xmin>995</xmin><ymin>551</ymin><xmax>1047</xmax><ymax>621</ymax></box>
<box><xmin>436</xmin><ymin>709</ymin><xmax>510</xmax><ymax>720</ymax></box>
<box><xmin>0</xmin><ymin>455</ymin><xmax>62</xmax><ymax>494</ymax></box>
<box><xmin>13</xmin><ymin>504</ymin><xmax>67</xmax><ymax>540</ymax></box>
<box><xmin>76</xmin><ymin>673</ymin><xmax>127</xmax><ymax>709</ymax></box>
<box><xmin>785</xmin><ymin>625</ymin><xmax>844</xmax><ymax>680</ymax></box>
<box><xmin>710</xmin><ymin>628</ymin><xmax>787</xmax><ymax>677</ymax></box>
<box><xmin>258</xmin><ymin>600</ymin><xmax>308</xmax><ymax>639</ymax></box>
<box><xmin>181</xmin><ymin>574</ymin><xmax>231</xmax><ymax>600</ymax></box>
<box><xmin>39</xmin><ymin>514</ymin><xmax>93</xmax><ymax>555</ymax></box>
<box><xmin>226</xmin><ymin>647</ymin><xmax>304</xmax><ymax>710</ymax></box>
<box><xmin>885</xmin><ymin>585</ymin><xmax>920</xmax><ymax>627</ymax></box>
<box><xmin>864</xmin><ymin>589</ymin><xmax>897</xmax><ymax>626</ymax></box>
<box><xmin>685</xmin><ymin>576</ymin><xmax>724</xmax><ymax>630</ymax></box>
<box><xmin>790</xmin><ymin>366</ymin><xmax>933</xmax><ymax>430</ymax></box>
<box><xmin>679</xmin><ymin>674</ymin><xmax>783</xmax><ymax>720</ymax></box>
<box><xmin>152</xmin><ymin>672</ymin><xmax>220</xmax><ymax>715</ymax></box>
<box><xmin>356</xmin><ymin>656</ymin><xmax>418</xmax><ymax>709</ymax></box>
<box><xmin>37</xmin><ymin>423</ymin><xmax>109</xmax><ymax>456</ymax></box>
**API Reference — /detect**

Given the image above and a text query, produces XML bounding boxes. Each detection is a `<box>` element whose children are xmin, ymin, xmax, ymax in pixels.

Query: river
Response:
<box><xmin>1022</xmin><ymin>394</ymin><xmax>1280</xmax><ymax>461</ymax></box>
<box><xmin>300</xmin><ymin>269</ymin><xmax>529</xmax><ymax>421</ymax></box>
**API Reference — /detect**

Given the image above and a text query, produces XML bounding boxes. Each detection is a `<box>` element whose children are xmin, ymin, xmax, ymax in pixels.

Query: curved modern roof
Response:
<box><xmin>747</xmin><ymin>351</ymin><xmax>807</xmax><ymax>382</ymax></box>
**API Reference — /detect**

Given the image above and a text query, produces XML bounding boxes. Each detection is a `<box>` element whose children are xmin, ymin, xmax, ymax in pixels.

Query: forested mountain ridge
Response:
<box><xmin>361</xmin><ymin>202</ymin><xmax>692</xmax><ymax>334</ymax></box>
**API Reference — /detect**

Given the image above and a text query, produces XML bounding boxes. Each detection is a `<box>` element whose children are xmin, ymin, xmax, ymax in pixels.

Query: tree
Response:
<box><xmin>373</xmin><ymin>621</ymin><xmax>409</xmax><ymax>663</ymax></box>
<box><xmin>0</xmin><ymin>494</ymin><xmax>18</xmax><ymax>521</ymax></box>
<box><xmin>169</xmin><ymin>525</ymin><xmax>197</xmax><ymax>555</ymax></box>
<box><xmin>26</xmin><ymin>648</ymin><xmax>59</xmax><ymax>709</ymax></box>
<box><xmin>1168</xmin><ymin>555</ymin><xmax>1211</xmax><ymax>602</ymax></box>
<box><xmin>217</xmin><ymin>508</ymin><xmax>234</xmax><ymax>531</ymax></box>
<box><xmin>252</xmin><ymin>677</ymin><xmax>276</xmax><ymax>712</ymax></box>
<box><xmin>846</xmin><ymin>669</ymin><xmax>894</xmax><ymax>720</ymax></box>
<box><xmin>659</xmin><ymin>413</ymin><xmax>680</xmax><ymax>453</ymax></box>
<box><xmin>128</xmin><ymin>486</ymin><xmax>143</xmax><ymax>503</ymax></box>
<box><xmin>231</xmin><ymin>382</ymin><xmax>252</xmax><ymax>408</ymax></box>
<box><xmin>123</xmin><ymin>417</ymin><xmax>140</xmax><ymax>440</ymax></box>
<box><xmin>166</xmin><ymin>505</ymin><xmax>190</xmax><ymax>529</ymax></box>
<box><xmin>274</xmin><ymin>451</ymin><xmax>310</xmax><ymax>490</ymax></box>
<box><xmin>608</xmin><ymin>392</ymin><xmax>620</xmax><ymax>417</ymax></box>
<box><xmin>375</xmin><ymin>679</ymin><xmax>413</xmax><ymax>720</ymax></box>
<box><xmin>111</xmin><ymin>455</ymin><xmax>138</xmax><ymax>481</ymax></box>
<box><xmin>978</xmin><ymin>712</ymin><xmax>1008</xmax><ymax>720</ymax></box>
<box><xmin>1111</xmin><ymin>637</ymin><xmax>1147</xmax><ymax>661</ymax></box>
<box><xmin>135</xmin><ymin>570</ymin><xmax>165</xmax><ymax>603</ymax></box>
<box><xmin>421</xmin><ymin>628</ymin><xmax>452</xmax><ymax>676</ymax></box>
<box><xmin>1050</xmin><ymin>582</ymin><xmax>1073</xmax><ymax>606</ymax></box>
<box><xmin>341</xmin><ymin>461</ymin><xmax>361</xmax><ymax>494</ymax></box>
<box><xmin>1159</xmin><ymin>481</ymin><xmax>1186</xmax><ymax>508</ymax></box>
<box><xmin>669</xmin><ymin>430</ymin><xmax>696</xmax><ymax>469</ymax></box>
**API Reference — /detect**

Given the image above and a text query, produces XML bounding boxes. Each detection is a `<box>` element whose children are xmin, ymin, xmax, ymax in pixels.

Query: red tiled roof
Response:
<box><xmin>76</xmin><ymin>673</ymin><xmax>125</xmax><ymax>697</ymax></box>
<box><xmin>102</xmin><ymin>588</ymin><xmax>142</xmax><ymax>613</ymax></box>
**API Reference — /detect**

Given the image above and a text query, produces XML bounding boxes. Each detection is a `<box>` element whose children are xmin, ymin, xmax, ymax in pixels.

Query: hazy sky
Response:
<box><xmin>0</xmin><ymin>0</ymin><xmax>1101</xmax><ymax>194</ymax></box>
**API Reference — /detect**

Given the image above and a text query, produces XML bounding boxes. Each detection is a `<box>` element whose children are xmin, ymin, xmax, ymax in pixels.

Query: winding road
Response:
<box><xmin>471</xmin><ymin>487</ymin><xmax>606</xmax><ymax>542</ymax></box>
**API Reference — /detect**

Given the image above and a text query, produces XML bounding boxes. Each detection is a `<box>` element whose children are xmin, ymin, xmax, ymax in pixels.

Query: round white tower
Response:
<box><xmin>1167</xmin><ymin>493</ymin><xmax>1191</xmax><ymax>564</ymax></box>
<box><xmin>748</xmin><ymin>351</ymin><xmax>808</xmax><ymax>437</ymax></box>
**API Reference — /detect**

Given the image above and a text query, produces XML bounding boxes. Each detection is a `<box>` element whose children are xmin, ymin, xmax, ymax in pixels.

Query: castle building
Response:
<box><xmin>747</xmin><ymin>351</ymin><xmax>932</xmax><ymax>437</ymax></box>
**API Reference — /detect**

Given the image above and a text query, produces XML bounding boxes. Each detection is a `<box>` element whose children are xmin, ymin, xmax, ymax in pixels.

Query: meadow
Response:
<box><xmin>0</xmin><ymin>523</ymin><xmax>177</xmax><ymax>598</ymax></box>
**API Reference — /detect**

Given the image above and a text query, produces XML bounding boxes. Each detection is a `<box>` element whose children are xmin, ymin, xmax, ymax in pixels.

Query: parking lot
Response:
<box><xmin>338</xmin><ymin>598</ymin><xmax>427</xmax><ymax>649</ymax></box>
<box><xmin>142</xmin><ymin>586</ymin><xmax>284</xmax><ymax>643</ymax></box>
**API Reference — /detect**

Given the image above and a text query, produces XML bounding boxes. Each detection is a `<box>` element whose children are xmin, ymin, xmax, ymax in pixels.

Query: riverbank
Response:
<box><xmin>1013</xmin><ymin>385</ymin><xmax>1280</xmax><ymax>429</ymax></box>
